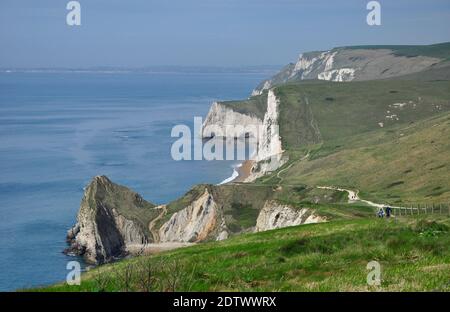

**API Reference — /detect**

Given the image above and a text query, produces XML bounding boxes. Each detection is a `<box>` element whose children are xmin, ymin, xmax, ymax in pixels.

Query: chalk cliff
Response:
<box><xmin>202</xmin><ymin>102</ymin><xmax>263</xmax><ymax>138</ymax></box>
<box><xmin>158</xmin><ymin>188</ymin><xmax>220</xmax><ymax>242</ymax></box>
<box><xmin>252</xmin><ymin>47</ymin><xmax>442</xmax><ymax>95</ymax></box>
<box><xmin>245</xmin><ymin>89</ymin><xmax>286</xmax><ymax>181</ymax></box>
<box><xmin>202</xmin><ymin>89</ymin><xmax>286</xmax><ymax>181</ymax></box>
<box><xmin>255</xmin><ymin>201</ymin><xmax>326</xmax><ymax>232</ymax></box>
<box><xmin>65</xmin><ymin>176</ymin><xmax>154</xmax><ymax>264</ymax></box>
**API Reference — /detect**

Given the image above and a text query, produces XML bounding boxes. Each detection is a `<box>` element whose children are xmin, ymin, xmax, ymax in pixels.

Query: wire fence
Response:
<box><xmin>390</xmin><ymin>203</ymin><xmax>450</xmax><ymax>216</ymax></box>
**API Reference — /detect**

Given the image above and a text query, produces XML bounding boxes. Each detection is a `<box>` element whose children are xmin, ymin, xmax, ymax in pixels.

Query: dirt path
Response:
<box><xmin>317</xmin><ymin>186</ymin><xmax>414</xmax><ymax>210</ymax></box>
<box><xmin>127</xmin><ymin>205</ymin><xmax>195</xmax><ymax>257</ymax></box>
<box><xmin>148</xmin><ymin>205</ymin><xmax>167</xmax><ymax>242</ymax></box>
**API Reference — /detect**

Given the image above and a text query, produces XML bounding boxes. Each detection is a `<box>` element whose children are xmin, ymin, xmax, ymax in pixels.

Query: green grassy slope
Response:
<box><xmin>34</xmin><ymin>216</ymin><xmax>450</xmax><ymax>292</ymax></box>
<box><xmin>220</xmin><ymin>91</ymin><xmax>268</xmax><ymax>120</ymax></box>
<box><xmin>275</xmin><ymin>79</ymin><xmax>450</xmax><ymax>148</ymax></box>
<box><xmin>240</xmin><ymin>77</ymin><xmax>450</xmax><ymax>204</ymax></box>
<box><xmin>261</xmin><ymin>110</ymin><xmax>450</xmax><ymax>204</ymax></box>
<box><xmin>343</xmin><ymin>42</ymin><xmax>450</xmax><ymax>60</ymax></box>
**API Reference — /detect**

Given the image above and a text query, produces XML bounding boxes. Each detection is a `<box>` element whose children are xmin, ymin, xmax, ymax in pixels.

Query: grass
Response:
<box><xmin>275</xmin><ymin>79</ymin><xmax>450</xmax><ymax>148</ymax></box>
<box><xmin>220</xmin><ymin>91</ymin><xmax>268</xmax><ymax>120</ymax></box>
<box><xmin>342</xmin><ymin>42</ymin><xmax>450</xmax><ymax>60</ymax></box>
<box><xmin>276</xmin><ymin>111</ymin><xmax>450</xmax><ymax>204</ymax></box>
<box><xmin>33</xmin><ymin>215</ymin><xmax>450</xmax><ymax>292</ymax></box>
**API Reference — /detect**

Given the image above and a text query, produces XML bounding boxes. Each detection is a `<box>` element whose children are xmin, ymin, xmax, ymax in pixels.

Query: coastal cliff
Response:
<box><xmin>202</xmin><ymin>89</ymin><xmax>287</xmax><ymax>181</ymax></box>
<box><xmin>255</xmin><ymin>201</ymin><xmax>326</xmax><ymax>232</ymax></box>
<box><xmin>65</xmin><ymin>176</ymin><xmax>155</xmax><ymax>264</ymax></box>
<box><xmin>245</xmin><ymin>89</ymin><xmax>286</xmax><ymax>181</ymax></box>
<box><xmin>252</xmin><ymin>47</ymin><xmax>442</xmax><ymax>95</ymax></box>
<box><xmin>159</xmin><ymin>188</ymin><xmax>220</xmax><ymax>242</ymax></box>
<box><xmin>202</xmin><ymin>102</ymin><xmax>263</xmax><ymax>138</ymax></box>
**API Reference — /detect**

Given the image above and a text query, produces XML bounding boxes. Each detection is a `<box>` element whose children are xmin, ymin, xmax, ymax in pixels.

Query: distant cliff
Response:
<box><xmin>202</xmin><ymin>89</ymin><xmax>287</xmax><ymax>181</ymax></box>
<box><xmin>252</xmin><ymin>43</ymin><xmax>448</xmax><ymax>95</ymax></box>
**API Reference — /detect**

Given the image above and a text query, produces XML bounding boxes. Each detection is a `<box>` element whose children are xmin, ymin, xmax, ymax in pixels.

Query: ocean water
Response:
<box><xmin>0</xmin><ymin>70</ymin><xmax>271</xmax><ymax>291</ymax></box>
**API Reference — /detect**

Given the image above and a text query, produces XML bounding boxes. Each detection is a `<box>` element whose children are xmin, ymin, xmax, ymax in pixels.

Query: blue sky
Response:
<box><xmin>1</xmin><ymin>0</ymin><xmax>449</xmax><ymax>68</ymax></box>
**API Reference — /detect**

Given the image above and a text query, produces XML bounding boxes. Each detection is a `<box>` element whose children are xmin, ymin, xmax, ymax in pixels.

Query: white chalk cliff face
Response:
<box><xmin>245</xmin><ymin>90</ymin><xmax>286</xmax><ymax>181</ymax></box>
<box><xmin>252</xmin><ymin>48</ymin><xmax>441</xmax><ymax>95</ymax></box>
<box><xmin>202</xmin><ymin>102</ymin><xmax>263</xmax><ymax>138</ymax></box>
<box><xmin>159</xmin><ymin>189</ymin><xmax>219</xmax><ymax>243</ymax></box>
<box><xmin>202</xmin><ymin>89</ymin><xmax>286</xmax><ymax>181</ymax></box>
<box><xmin>255</xmin><ymin>201</ymin><xmax>326</xmax><ymax>232</ymax></box>
<box><xmin>65</xmin><ymin>176</ymin><xmax>150</xmax><ymax>264</ymax></box>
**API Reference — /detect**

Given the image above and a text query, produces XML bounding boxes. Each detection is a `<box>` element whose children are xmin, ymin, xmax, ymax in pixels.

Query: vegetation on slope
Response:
<box><xmin>35</xmin><ymin>216</ymin><xmax>450</xmax><ymax>292</ymax></box>
<box><xmin>343</xmin><ymin>42</ymin><xmax>450</xmax><ymax>60</ymax></box>
<box><xmin>275</xmin><ymin>79</ymin><xmax>450</xmax><ymax>148</ymax></box>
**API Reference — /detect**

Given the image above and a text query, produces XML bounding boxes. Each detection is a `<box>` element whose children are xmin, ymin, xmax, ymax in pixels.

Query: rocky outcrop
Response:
<box><xmin>245</xmin><ymin>90</ymin><xmax>286</xmax><ymax>181</ymax></box>
<box><xmin>255</xmin><ymin>201</ymin><xmax>326</xmax><ymax>232</ymax></box>
<box><xmin>201</xmin><ymin>89</ymin><xmax>286</xmax><ymax>182</ymax></box>
<box><xmin>202</xmin><ymin>102</ymin><xmax>263</xmax><ymax>139</ymax></box>
<box><xmin>159</xmin><ymin>188</ymin><xmax>220</xmax><ymax>242</ymax></box>
<box><xmin>252</xmin><ymin>47</ymin><xmax>442</xmax><ymax>95</ymax></box>
<box><xmin>65</xmin><ymin>176</ymin><xmax>153</xmax><ymax>264</ymax></box>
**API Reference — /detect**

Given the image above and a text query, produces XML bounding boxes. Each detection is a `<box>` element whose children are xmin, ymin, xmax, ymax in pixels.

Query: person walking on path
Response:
<box><xmin>385</xmin><ymin>206</ymin><xmax>392</xmax><ymax>218</ymax></box>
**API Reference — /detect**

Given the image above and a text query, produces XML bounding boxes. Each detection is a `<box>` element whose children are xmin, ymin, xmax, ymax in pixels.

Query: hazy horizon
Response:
<box><xmin>1</xmin><ymin>0</ymin><xmax>449</xmax><ymax>68</ymax></box>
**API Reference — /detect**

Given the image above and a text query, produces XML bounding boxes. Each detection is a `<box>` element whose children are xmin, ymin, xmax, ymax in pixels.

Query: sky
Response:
<box><xmin>0</xmin><ymin>0</ymin><xmax>449</xmax><ymax>68</ymax></box>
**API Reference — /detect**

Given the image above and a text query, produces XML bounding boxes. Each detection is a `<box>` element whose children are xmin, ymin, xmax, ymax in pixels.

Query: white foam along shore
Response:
<box><xmin>218</xmin><ymin>163</ymin><xmax>242</xmax><ymax>185</ymax></box>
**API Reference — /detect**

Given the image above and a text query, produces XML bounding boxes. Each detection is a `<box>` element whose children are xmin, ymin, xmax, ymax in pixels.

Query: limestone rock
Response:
<box><xmin>255</xmin><ymin>201</ymin><xmax>326</xmax><ymax>232</ymax></box>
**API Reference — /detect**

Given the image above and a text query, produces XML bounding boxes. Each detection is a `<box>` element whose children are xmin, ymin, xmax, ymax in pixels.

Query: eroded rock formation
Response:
<box><xmin>65</xmin><ymin>176</ymin><xmax>153</xmax><ymax>264</ymax></box>
<box><xmin>255</xmin><ymin>201</ymin><xmax>326</xmax><ymax>232</ymax></box>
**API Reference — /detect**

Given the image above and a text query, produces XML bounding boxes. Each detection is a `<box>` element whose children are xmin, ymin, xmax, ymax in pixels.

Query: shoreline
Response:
<box><xmin>231</xmin><ymin>160</ymin><xmax>254</xmax><ymax>183</ymax></box>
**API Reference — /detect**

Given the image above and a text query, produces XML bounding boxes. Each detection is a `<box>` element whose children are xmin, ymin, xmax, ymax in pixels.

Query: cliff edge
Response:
<box><xmin>65</xmin><ymin>176</ymin><xmax>156</xmax><ymax>264</ymax></box>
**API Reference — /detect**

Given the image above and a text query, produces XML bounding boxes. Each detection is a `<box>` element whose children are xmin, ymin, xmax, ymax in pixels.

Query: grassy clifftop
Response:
<box><xmin>343</xmin><ymin>42</ymin><xmax>450</xmax><ymax>60</ymax></box>
<box><xmin>35</xmin><ymin>215</ymin><xmax>450</xmax><ymax>292</ymax></box>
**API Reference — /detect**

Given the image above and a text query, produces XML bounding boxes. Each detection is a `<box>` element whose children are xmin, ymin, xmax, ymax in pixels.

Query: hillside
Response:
<box><xmin>35</xmin><ymin>216</ymin><xmax>450</xmax><ymax>292</ymax></box>
<box><xmin>215</xmin><ymin>78</ymin><xmax>450</xmax><ymax>204</ymax></box>
<box><xmin>252</xmin><ymin>42</ymin><xmax>450</xmax><ymax>95</ymax></box>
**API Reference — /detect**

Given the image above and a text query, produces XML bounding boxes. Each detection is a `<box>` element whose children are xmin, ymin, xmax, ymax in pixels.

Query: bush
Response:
<box><xmin>413</xmin><ymin>220</ymin><xmax>449</xmax><ymax>237</ymax></box>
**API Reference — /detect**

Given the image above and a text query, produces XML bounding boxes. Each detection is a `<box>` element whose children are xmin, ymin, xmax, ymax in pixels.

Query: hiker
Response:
<box><xmin>385</xmin><ymin>206</ymin><xmax>392</xmax><ymax>218</ymax></box>
<box><xmin>377</xmin><ymin>208</ymin><xmax>385</xmax><ymax>218</ymax></box>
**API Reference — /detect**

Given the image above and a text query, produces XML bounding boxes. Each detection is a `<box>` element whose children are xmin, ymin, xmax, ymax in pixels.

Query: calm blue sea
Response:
<box><xmin>0</xmin><ymin>70</ymin><xmax>271</xmax><ymax>291</ymax></box>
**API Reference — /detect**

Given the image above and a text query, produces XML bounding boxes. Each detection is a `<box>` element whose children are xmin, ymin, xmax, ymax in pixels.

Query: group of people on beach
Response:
<box><xmin>377</xmin><ymin>206</ymin><xmax>392</xmax><ymax>218</ymax></box>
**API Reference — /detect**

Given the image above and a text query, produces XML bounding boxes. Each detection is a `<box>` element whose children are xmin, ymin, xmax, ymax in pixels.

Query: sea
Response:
<box><xmin>0</xmin><ymin>69</ymin><xmax>273</xmax><ymax>291</ymax></box>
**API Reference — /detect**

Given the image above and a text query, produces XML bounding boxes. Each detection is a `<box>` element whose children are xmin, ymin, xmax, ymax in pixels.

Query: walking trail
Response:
<box><xmin>317</xmin><ymin>186</ymin><xmax>413</xmax><ymax>210</ymax></box>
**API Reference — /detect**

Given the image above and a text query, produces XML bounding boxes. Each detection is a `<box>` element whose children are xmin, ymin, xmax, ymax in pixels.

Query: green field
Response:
<box><xmin>34</xmin><ymin>215</ymin><xmax>450</xmax><ymax>292</ymax></box>
<box><xmin>343</xmin><ymin>42</ymin><xmax>450</xmax><ymax>60</ymax></box>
